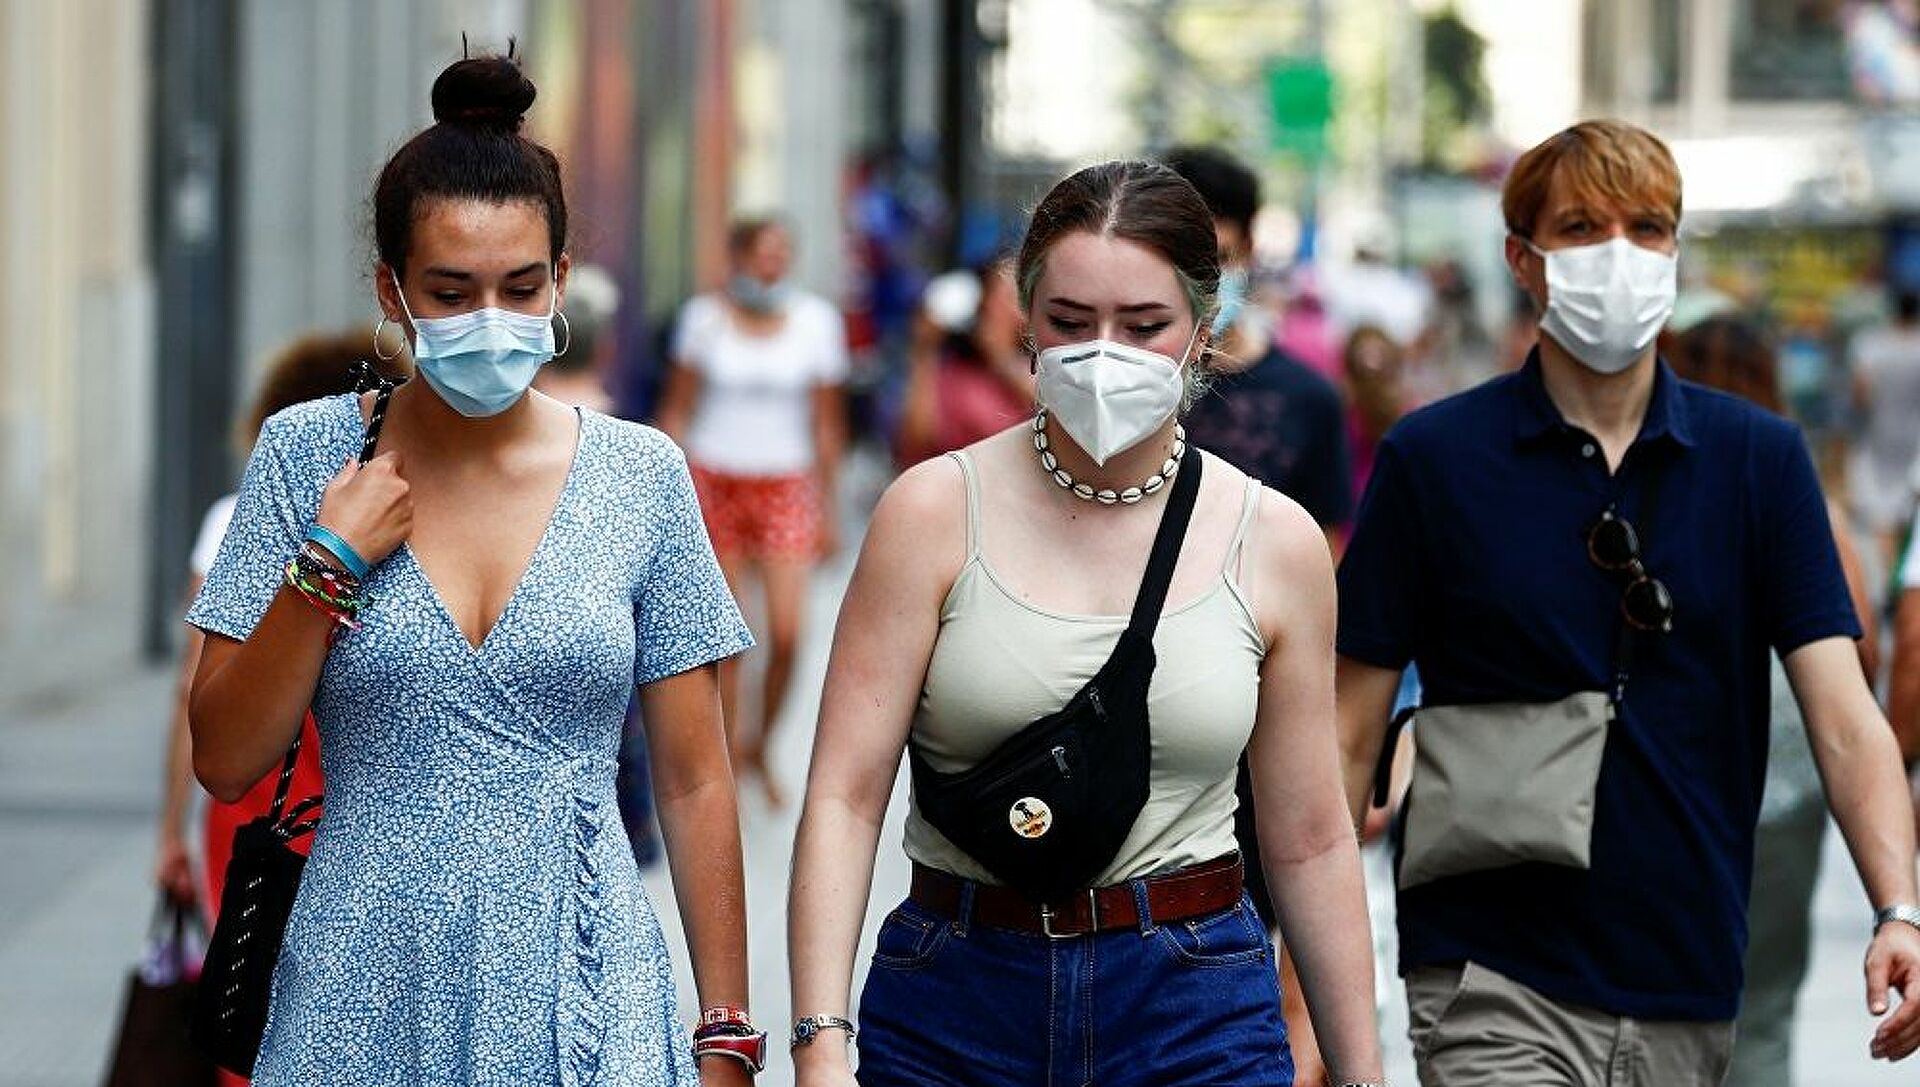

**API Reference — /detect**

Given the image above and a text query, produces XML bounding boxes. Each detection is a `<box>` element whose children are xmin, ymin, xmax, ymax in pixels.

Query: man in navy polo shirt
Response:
<box><xmin>1336</xmin><ymin>119</ymin><xmax>1920</xmax><ymax>1084</ymax></box>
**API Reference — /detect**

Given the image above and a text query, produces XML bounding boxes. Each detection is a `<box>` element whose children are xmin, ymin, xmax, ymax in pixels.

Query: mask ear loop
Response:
<box><xmin>386</xmin><ymin>268</ymin><xmax>424</xmax><ymax>356</ymax></box>
<box><xmin>553</xmin><ymin>311</ymin><xmax>572</xmax><ymax>357</ymax></box>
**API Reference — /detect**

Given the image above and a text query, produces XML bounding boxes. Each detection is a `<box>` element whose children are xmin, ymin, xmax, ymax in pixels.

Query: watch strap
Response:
<box><xmin>1874</xmin><ymin>903</ymin><xmax>1920</xmax><ymax>932</ymax></box>
<box><xmin>692</xmin><ymin>1030</ymin><xmax>768</xmax><ymax>1074</ymax></box>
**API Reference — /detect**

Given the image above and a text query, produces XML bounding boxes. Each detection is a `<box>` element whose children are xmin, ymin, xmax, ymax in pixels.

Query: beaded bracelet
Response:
<box><xmin>284</xmin><ymin>556</ymin><xmax>363</xmax><ymax>642</ymax></box>
<box><xmin>295</xmin><ymin>544</ymin><xmax>362</xmax><ymax>594</ymax></box>
<box><xmin>291</xmin><ymin>552</ymin><xmax>363</xmax><ymax>609</ymax></box>
<box><xmin>304</xmin><ymin>524</ymin><xmax>370</xmax><ymax>580</ymax></box>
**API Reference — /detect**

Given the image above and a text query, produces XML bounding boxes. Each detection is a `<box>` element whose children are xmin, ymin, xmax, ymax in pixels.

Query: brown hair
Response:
<box><xmin>1015</xmin><ymin>161</ymin><xmax>1220</xmax><ymax>328</ymax></box>
<box><xmin>1343</xmin><ymin>325</ymin><xmax>1406</xmax><ymax>437</ymax></box>
<box><xmin>237</xmin><ymin>328</ymin><xmax>412</xmax><ymax>453</ymax></box>
<box><xmin>1670</xmin><ymin>316</ymin><xmax>1782</xmax><ymax>415</ymax></box>
<box><xmin>1502</xmin><ymin>120</ymin><xmax>1682</xmax><ymax>240</ymax></box>
<box><xmin>372</xmin><ymin>52</ymin><xmax>567</xmax><ymax>276</ymax></box>
<box><xmin>727</xmin><ymin>216</ymin><xmax>788</xmax><ymax>259</ymax></box>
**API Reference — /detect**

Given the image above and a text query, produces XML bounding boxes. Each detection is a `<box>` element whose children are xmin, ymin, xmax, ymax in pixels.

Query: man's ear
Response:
<box><xmin>1503</xmin><ymin>235</ymin><xmax>1531</xmax><ymax>289</ymax></box>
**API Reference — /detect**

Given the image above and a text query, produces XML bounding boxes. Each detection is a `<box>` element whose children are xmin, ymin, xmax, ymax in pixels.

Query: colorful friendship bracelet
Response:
<box><xmin>290</xmin><ymin>553</ymin><xmax>363</xmax><ymax>610</ymax></box>
<box><xmin>304</xmin><ymin>524</ymin><xmax>371</xmax><ymax>580</ymax></box>
<box><xmin>284</xmin><ymin>556</ymin><xmax>363</xmax><ymax>642</ymax></box>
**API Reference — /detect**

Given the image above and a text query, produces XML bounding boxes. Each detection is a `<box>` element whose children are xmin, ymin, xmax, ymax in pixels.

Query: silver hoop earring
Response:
<box><xmin>553</xmin><ymin>311</ymin><xmax>572</xmax><ymax>357</ymax></box>
<box><xmin>372</xmin><ymin>316</ymin><xmax>405</xmax><ymax>362</ymax></box>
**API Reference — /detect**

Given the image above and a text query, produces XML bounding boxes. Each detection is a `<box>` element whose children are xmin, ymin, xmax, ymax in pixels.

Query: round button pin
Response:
<box><xmin>1008</xmin><ymin>797</ymin><xmax>1053</xmax><ymax>839</ymax></box>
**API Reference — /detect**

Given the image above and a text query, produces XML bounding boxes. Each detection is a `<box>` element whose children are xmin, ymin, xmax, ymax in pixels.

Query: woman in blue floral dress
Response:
<box><xmin>187</xmin><ymin>53</ymin><xmax>758</xmax><ymax>1086</ymax></box>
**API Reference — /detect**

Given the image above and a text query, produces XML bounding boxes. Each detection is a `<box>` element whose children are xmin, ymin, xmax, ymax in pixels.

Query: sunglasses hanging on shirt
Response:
<box><xmin>1587</xmin><ymin>508</ymin><xmax>1675</xmax><ymax>633</ymax></box>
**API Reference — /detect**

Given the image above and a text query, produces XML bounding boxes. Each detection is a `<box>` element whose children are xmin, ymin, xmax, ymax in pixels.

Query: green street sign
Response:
<box><xmin>1266</xmin><ymin>58</ymin><xmax>1333</xmax><ymax>158</ymax></box>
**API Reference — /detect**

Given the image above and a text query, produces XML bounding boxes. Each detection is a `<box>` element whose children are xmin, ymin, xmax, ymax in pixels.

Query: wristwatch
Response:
<box><xmin>1874</xmin><ymin>904</ymin><xmax>1920</xmax><ymax>933</ymax></box>
<box><xmin>790</xmin><ymin>1014</ymin><xmax>857</xmax><ymax>1049</ymax></box>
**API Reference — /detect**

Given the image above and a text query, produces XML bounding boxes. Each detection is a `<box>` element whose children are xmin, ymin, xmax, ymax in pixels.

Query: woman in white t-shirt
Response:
<box><xmin>657</xmin><ymin>218</ymin><xmax>849</xmax><ymax>804</ymax></box>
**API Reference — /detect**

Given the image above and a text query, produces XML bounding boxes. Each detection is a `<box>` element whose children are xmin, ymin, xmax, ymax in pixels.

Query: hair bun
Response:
<box><xmin>431</xmin><ymin>55</ymin><xmax>536</xmax><ymax>132</ymax></box>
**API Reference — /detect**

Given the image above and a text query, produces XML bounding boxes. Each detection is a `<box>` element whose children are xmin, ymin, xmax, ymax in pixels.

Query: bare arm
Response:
<box><xmin>1830</xmin><ymin>499</ymin><xmax>1880</xmax><ymax>680</ymax></box>
<box><xmin>1891</xmin><ymin>590</ymin><xmax>1920</xmax><ymax>763</ymax></box>
<box><xmin>641</xmin><ymin>662</ymin><xmax>751</xmax><ymax>1084</ymax></box>
<box><xmin>1245</xmin><ymin>490</ymin><xmax>1384</xmax><ymax>1084</ymax></box>
<box><xmin>1336</xmin><ymin>655</ymin><xmax>1405</xmax><ymax>830</ymax></box>
<box><xmin>654</xmin><ymin>363</ymin><xmax>702</xmax><ymax>445</ymax></box>
<box><xmin>157</xmin><ymin>578</ymin><xmax>207</xmax><ymax>902</ymax></box>
<box><xmin>1787</xmin><ymin>635</ymin><xmax>1920</xmax><ymax>1060</ymax></box>
<box><xmin>789</xmin><ymin>460</ymin><xmax>964</xmax><ymax>1084</ymax></box>
<box><xmin>811</xmin><ymin>382</ymin><xmax>847</xmax><ymax>551</ymax></box>
<box><xmin>192</xmin><ymin>597</ymin><xmax>340</xmax><ymax>801</ymax></box>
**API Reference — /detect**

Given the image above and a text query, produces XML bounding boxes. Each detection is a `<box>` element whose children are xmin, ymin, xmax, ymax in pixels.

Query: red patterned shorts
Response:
<box><xmin>689</xmin><ymin>464</ymin><xmax>824</xmax><ymax>562</ymax></box>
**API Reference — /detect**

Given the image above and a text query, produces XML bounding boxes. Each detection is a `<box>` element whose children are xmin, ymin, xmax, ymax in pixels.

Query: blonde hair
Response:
<box><xmin>1503</xmin><ymin>120</ymin><xmax>1682</xmax><ymax>239</ymax></box>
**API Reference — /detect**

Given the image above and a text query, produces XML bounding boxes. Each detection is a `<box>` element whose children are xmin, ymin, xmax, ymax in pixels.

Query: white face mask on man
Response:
<box><xmin>1527</xmin><ymin>236</ymin><xmax>1677</xmax><ymax>375</ymax></box>
<box><xmin>1034</xmin><ymin>327</ymin><xmax>1196</xmax><ymax>465</ymax></box>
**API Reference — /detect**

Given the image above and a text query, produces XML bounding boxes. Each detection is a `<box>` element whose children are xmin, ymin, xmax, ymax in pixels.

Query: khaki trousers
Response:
<box><xmin>1406</xmin><ymin>961</ymin><xmax>1736</xmax><ymax>1087</ymax></box>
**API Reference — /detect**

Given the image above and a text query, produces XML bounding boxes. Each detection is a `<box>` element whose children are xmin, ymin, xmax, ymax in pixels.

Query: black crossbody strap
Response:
<box><xmin>268</xmin><ymin>367</ymin><xmax>398</xmax><ymax>823</ymax></box>
<box><xmin>1126</xmin><ymin>451</ymin><xmax>1204</xmax><ymax>638</ymax></box>
<box><xmin>1610</xmin><ymin>452</ymin><xmax>1670</xmax><ymax>705</ymax></box>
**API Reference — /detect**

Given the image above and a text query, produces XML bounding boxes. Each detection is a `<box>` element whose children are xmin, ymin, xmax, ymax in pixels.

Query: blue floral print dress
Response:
<box><xmin>187</xmin><ymin>394</ymin><xmax>753</xmax><ymax>1086</ymax></box>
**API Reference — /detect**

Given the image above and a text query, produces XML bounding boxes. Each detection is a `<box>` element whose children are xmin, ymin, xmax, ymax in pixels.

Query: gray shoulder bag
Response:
<box><xmin>1383</xmin><ymin>460</ymin><xmax>1672</xmax><ymax>890</ymax></box>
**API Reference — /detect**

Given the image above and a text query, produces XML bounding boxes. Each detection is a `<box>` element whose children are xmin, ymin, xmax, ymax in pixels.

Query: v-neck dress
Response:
<box><xmin>187</xmin><ymin>394</ymin><xmax>753</xmax><ymax>1086</ymax></box>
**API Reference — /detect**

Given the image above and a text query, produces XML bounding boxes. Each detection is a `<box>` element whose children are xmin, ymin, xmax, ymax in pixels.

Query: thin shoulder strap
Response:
<box><xmin>946</xmin><ymin>450</ymin><xmax>982</xmax><ymax>560</ymax></box>
<box><xmin>1127</xmin><ymin>452</ymin><xmax>1204</xmax><ymax>637</ymax></box>
<box><xmin>1223</xmin><ymin>478</ymin><xmax>1262</xmax><ymax>582</ymax></box>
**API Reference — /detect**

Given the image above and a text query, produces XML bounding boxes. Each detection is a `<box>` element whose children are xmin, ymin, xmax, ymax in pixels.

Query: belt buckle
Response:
<box><xmin>1039</xmin><ymin>890</ymin><xmax>1100</xmax><ymax>939</ymax></box>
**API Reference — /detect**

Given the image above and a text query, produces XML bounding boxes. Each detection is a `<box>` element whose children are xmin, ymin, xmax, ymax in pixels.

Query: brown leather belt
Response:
<box><xmin>909</xmin><ymin>855</ymin><xmax>1245</xmax><ymax>938</ymax></box>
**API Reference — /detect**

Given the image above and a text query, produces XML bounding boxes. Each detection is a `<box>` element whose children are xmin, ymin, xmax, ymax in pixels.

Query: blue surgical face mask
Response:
<box><xmin>393</xmin><ymin>271</ymin><xmax>557</xmax><ymax>417</ymax></box>
<box><xmin>1212</xmin><ymin>265</ymin><xmax>1250</xmax><ymax>337</ymax></box>
<box><xmin>729</xmin><ymin>274</ymin><xmax>790</xmax><ymax>314</ymax></box>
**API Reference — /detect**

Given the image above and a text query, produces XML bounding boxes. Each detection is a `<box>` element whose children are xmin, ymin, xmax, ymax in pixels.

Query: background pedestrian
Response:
<box><xmin>657</xmin><ymin>217</ymin><xmax>850</xmax><ymax>807</ymax></box>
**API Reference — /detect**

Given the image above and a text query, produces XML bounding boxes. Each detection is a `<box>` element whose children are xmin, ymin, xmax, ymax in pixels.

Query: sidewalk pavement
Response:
<box><xmin>0</xmin><ymin>666</ymin><xmax>173</xmax><ymax>1086</ymax></box>
<box><xmin>0</xmin><ymin>549</ymin><xmax>1913</xmax><ymax>1085</ymax></box>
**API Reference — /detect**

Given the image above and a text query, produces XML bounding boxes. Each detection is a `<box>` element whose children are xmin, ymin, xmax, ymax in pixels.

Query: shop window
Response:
<box><xmin>1583</xmin><ymin>0</ymin><xmax>1681</xmax><ymax>104</ymax></box>
<box><xmin>1730</xmin><ymin>0</ymin><xmax>1850</xmax><ymax>101</ymax></box>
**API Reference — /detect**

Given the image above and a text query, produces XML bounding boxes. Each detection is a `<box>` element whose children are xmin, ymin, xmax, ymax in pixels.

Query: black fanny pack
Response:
<box><xmin>909</xmin><ymin>452</ymin><xmax>1202</xmax><ymax>903</ymax></box>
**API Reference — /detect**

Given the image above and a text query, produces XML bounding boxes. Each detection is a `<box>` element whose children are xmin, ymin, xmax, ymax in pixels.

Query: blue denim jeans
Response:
<box><xmin>856</xmin><ymin>885</ymin><xmax>1293</xmax><ymax>1086</ymax></box>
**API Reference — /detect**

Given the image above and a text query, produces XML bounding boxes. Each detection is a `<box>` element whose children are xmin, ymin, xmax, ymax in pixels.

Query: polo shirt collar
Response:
<box><xmin>1512</xmin><ymin>348</ymin><xmax>1697</xmax><ymax>449</ymax></box>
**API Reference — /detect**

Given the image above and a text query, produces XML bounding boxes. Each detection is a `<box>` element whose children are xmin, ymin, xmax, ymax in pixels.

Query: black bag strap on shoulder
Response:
<box><xmin>354</xmin><ymin>360</ymin><xmax>399</xmax><ymax>464</ymax></box>
<box><xmin>1609</xmin><ymin>449</ymin><xmax>1670</xmax><ymax>707</ymax></box>
<box><xmin>1126</xmin><ymin>451</ymin><xmax>1203</xmax><ymax>639</ymax></box>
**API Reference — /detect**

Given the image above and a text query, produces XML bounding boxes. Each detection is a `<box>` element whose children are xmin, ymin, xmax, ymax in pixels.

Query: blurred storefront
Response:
<box><xmin>1580</xmin><ymin>0</ymin><xmax>1920</xmax><ymax>465</ymax></box>
<box><xmin>1582</xmin><ymin>0</ymin><xmax>1920</xmax><ymax>317</ymax></box>
<box><xmin>0</xmin><ymin>0</ymin><xmax>155</xmax><ymax>704</ymax></box>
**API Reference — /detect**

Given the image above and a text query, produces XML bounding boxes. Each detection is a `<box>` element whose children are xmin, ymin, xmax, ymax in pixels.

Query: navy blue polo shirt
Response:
<box><xmin>1183</xmin><ymin>346</ymin><xmax>1354</xmax><ymax>527</ymax></box>
<box><xmin>1337</xmin><ymin>353</ymin><xmax>1860</xmax><ymax>1021</ymax></box>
